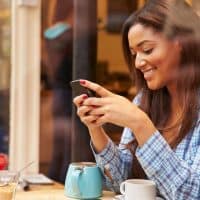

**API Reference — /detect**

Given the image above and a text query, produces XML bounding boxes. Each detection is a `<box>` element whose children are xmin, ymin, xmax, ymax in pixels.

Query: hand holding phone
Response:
<box><xmin>70</xmin><ymin>80</ymin><xmax>96</xmax><ymax>97</ymax></box>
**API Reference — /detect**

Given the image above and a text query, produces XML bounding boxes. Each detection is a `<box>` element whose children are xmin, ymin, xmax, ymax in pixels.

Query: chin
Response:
<box><xmin>147</xmin><ymin>82</ymin><xmax>162</xmax><ymax>90</ymax></box>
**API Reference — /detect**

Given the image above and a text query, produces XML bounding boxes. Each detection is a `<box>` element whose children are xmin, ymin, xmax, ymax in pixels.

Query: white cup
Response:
<box><xmin>120</xmin><ymin>179</ymin><xmax>156</xmax><ymax>200</ymax></box>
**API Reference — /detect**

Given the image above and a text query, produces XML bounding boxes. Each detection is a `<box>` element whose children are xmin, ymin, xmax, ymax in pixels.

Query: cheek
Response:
<box><xmin>149</xmin><ymin>52</ymin><xmax>174</xmax><ymax>85</ymax></box>
<box><xmin>149</xmin><ymin>50</ymin><xmax>166</xmax><ymax>68</ymax></box>
<box><xmin>156</xmin><ymin>58</ymin><xmax>179</xmax><ymax>87</ymax></box>
<box><xmin>151</xmin><ymin>45</ymin><xmax>179</xmax><ymax>72</ymax></box>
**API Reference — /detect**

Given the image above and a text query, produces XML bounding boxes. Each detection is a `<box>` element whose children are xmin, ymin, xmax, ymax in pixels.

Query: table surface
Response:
<box><xmin>15</xmin><ymin>182</ymin><xmax>115</xmax><ymax>200</ymax></box>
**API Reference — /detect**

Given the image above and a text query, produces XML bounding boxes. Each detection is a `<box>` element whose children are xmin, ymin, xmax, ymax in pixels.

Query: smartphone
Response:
<box><xmin>70</xmin><ymin>80</ymin><xmax>96</xmax><ymax>97</ymax></box>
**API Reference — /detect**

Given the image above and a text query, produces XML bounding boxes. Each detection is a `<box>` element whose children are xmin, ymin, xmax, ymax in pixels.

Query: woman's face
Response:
<box><xmin>128</xmin><ymin>23</ymin><xmax>181</xmax><ymax>91</ymax></box>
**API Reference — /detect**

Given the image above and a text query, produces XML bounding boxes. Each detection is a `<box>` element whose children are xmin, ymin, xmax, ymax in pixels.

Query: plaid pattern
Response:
<box><xmin>92</xmin><ymin>94</ymin><xmax>200</xmax><ymax>200</ymax></box>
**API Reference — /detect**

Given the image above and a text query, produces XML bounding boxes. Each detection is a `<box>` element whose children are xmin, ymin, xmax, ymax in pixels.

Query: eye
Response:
<box><xmin>143</xmin><ymin>48</ymin><xmax>153</xmax><ymax>54</ymax></box>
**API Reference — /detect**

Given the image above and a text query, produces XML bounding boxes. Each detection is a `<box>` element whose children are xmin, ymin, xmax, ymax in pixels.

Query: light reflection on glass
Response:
<box><xmin>0</xmin><ymin>0</ymin><xmax>10</xmax><ymax>154</ymax></box>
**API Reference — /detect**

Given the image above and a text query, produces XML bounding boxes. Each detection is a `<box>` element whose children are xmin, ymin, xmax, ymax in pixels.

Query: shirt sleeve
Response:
<box><xmin>136</xmin><ymin>130</ymin><xmax>200</xmax><ymax>200</ymax></box>
<box><xmin>91</xmin><ymin>127</ymin><xmax>134</xmax><ymax>192</ymax></box>
<box><xmin>91</xmin><ymin>93</ymin><xmax>143</xmax><ymax>192</ymax></box>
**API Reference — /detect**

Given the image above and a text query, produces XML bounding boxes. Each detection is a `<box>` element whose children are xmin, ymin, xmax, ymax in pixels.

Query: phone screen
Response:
<box><xmin>70</xmin><ymin>80</ymin><xmax>96</xmax><ymax>97</ymax></box>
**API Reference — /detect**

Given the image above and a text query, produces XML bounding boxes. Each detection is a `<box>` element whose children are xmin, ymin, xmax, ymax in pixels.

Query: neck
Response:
<box><xmin>167</xmin><ymin>84</ymin><xmax>182</xmax><ymax>113</ymax></box>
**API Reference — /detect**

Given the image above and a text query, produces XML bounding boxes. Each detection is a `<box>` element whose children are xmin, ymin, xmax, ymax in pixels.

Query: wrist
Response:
<box><xmin>88</xmin><ymin>125</ymin><xmax>102</xmax><ymax>133</ymax></box>
<box><xmin>130</xmin><ymin>111</ymin><xmax>156</xmax><ymax>146</ymax></box>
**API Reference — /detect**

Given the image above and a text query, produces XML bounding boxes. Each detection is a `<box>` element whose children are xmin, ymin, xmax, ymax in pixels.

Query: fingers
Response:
<box><xmin>73</xmin><ymin>94</ymin><xmax>88</xmax><ymax>107</ymax></box>
<box><xmin>73</xmin><ymin>94</ymin><xmax>100</xmax><ymax>125</ymax></box>
<box><xmin>91</xmin><ymin>115</ymin><xmax>106</xmax><ymax>127</ymax></box>
<box><xmin>81</xmin><ymin>115</ymin><xmax>99</xmax><ymax>125</ymax></box>
<box><xmin>89</xmin><ymin>106</ymin><xmax>107</xmax><ymax>116</ymax></box>
<box><xmin>80</xmin><ymin>79</ymin><xmax>112</xmax><ymax>97</ymax></box>
<box><xmin>77</xmin><ymin>105</ymin><xmax>101</xmax><ymax>126</ymax></box>
<box><xmin>77</xmin><ymin>105</ymin><xmax>93</xmax><ymax>117</ymax></box>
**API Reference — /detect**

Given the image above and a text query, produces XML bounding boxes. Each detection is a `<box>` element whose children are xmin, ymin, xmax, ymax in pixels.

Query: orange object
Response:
<box><xmin>0</xmin><ymin>153</ymin><xmax>8</xmax><ymax>170</ymax></box>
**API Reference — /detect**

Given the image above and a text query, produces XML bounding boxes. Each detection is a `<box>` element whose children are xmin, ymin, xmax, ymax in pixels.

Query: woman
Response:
<box><xmin>73</xmin><ymin>0</ymin><xmax>200</xmax><ymax>199</ymax></box>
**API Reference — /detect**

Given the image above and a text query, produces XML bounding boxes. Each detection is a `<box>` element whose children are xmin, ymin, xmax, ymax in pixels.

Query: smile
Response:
<box><xmin>142</xmin><ymin>68</ymin><xmax>156</xmax><ymax>80</ymax></box>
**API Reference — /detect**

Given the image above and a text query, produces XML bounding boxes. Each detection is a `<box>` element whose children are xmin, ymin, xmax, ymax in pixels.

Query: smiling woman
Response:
<box><xmin>72</xmin><ymin>0</ymin><xmax>200</xmax><ymax>199</ymax></box>
<box><xmin>127</xmin><ymin>24</ymin><xmax>181</xmax><ymax>90</ymax></box>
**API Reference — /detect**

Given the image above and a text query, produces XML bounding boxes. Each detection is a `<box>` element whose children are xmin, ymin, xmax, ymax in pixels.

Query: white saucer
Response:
<box><xmin>113</xmin><ymin>195</ymin><xmax>124</xmax><ymax>200</ymax></box>
<box><xmin>113</xmin><ymin>194</ymin><xmax>164</xmax><ymax>200</ymax></box>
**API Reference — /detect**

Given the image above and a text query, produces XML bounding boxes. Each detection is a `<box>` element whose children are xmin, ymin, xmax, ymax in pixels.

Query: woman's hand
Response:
<box><xmin>78</xmin><ymin>80</ymin><xmax>144</xmax><ymax>129</ymax></box>
<box><xmin>73</xmin><ymin>94</ymin><xmax>101</xmax><ymax>130</ymax></box>
<box><xmin>73</xmin><ymin>93</ymin><xmax>110</xmax><ymax>153</ymax></box>
<box><xmin>74</xmin><ymin>80</ymin><xmax>156</xmax><ymax>146</ymax></box>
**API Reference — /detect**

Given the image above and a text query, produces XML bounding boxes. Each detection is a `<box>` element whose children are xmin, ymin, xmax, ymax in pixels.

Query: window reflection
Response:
<box><xmin>39</xmin><ymin>0</ymin><xmax>200</xmax><ymax>184</ymax></box>
<box><xmin>0</xmin><ymin>0</ymin><xmax>10</xmax><ymax>154</ymax></box>
<box><xmin>40</xmin><ymin>0</ymin><xmax>73</xmax><ymax>183</ymax></box>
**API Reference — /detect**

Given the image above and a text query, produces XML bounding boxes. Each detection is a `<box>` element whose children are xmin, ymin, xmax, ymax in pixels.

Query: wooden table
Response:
<box><xmin>15</xmin><ymin>182</ymin><xmax>115</xmax><ymax>200</ymax></box>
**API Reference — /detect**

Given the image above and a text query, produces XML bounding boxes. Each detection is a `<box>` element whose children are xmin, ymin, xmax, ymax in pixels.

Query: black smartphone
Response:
<box><xmin>70</xmin><ymin>80</ymin><xmax>96</xmax><ymax>97</ymax></box>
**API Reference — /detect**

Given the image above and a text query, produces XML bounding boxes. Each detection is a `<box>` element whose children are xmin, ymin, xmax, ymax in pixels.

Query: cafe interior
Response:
<box><xmin>0</xmin><ymin>0</ymin><xmax>199</xmax><ymax>199</ymax></box>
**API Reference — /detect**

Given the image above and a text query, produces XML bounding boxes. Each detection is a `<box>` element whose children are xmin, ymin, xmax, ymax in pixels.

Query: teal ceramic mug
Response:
<box><xmin>65</xmin><ymin>162</ymin><xmax>102</xmax><ymax>199</ymax></box>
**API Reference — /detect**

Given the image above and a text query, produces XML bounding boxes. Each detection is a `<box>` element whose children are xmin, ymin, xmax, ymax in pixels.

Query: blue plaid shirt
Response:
<box><xmin>92</xmin><ymin>94</ymin><xmax>200</xmax><ymax>200</ymax></box>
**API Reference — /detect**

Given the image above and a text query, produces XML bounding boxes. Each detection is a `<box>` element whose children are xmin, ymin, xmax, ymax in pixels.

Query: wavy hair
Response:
<box><xmin>122</xmin><ymin>0</ymin><xmax>200</xmax><ymax>147</ymax></box>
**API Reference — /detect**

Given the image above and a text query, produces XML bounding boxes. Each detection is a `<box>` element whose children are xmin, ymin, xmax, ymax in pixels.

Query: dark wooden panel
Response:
<box><xmin>71</xmin><ymin>0</ymin><xmax>97</xmax><ymax>162</ymax></box>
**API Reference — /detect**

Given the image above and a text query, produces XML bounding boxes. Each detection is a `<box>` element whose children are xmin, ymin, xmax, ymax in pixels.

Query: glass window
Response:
<box><xmin>0</xmin><ymin>0</ymin><xmax>10</xmax><ymax>154</ymax></box>
<box><xmin>39</xmin><ymin>0</ymin><xmax>200</xmax><ymax>184</ymax></box>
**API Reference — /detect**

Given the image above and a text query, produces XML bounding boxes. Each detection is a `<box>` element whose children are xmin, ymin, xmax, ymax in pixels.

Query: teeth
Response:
<box><xmin>144</xmin><ymin>69</ymin><xmax>153</xmax><ymax>73</ymax></box>
<box><xmin>143</xmin><ymin>69</ymin><xmax>154</xmax><ymax>79</ymax></box>
<box><xmin>147</xmin><ymin>69</ymin><xmax>153</xmax><ymax>73</ymax></box>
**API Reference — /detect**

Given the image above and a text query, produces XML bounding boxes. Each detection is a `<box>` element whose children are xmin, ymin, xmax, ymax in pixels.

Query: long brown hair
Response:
<box><xmin>122</xmin><ymin>0</ymin><xmax>200</xmax><ymax>148</ymax></box>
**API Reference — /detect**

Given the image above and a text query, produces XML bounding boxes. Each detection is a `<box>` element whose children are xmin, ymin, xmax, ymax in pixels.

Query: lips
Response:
<box><xmin>142</xmin><ymin>68</ymin><xmax>156</xmax><ymax>80</ymax></box>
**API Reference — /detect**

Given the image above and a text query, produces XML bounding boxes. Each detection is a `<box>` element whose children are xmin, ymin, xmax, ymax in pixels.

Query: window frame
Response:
<box><xmin>9</xmin><ymin>0</ymin><xmax>41</xmax><ymax>173</ymax></box>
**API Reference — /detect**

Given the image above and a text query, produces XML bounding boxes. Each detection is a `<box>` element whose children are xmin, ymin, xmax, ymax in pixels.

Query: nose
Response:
<box><xmin>135</xmin><ymin>54</ymin><xmax>147</xmax><ymax>69</ymax></box>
